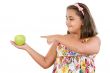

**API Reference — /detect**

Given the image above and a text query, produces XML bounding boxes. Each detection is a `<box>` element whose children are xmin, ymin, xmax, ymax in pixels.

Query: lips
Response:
<box><xmin>67</xmin><ymin>24</ymin><xmax>72</xmax><ymax>27</ymax></box>
<box><xmin>68</xmin><ymin>26</ymin><xmax>72</xmax><ymax>27</ymax></box>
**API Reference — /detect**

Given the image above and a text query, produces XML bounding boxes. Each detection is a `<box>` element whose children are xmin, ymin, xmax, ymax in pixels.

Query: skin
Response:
<box><xmin>11</xmin><ymin>9</ymin><xmax>101</xmax><ymax>69</ymax></box>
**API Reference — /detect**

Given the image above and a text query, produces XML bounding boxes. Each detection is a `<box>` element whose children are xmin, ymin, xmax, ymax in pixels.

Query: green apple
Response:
<box><xmin>14</xmin><ymin>35</ymin><xmax>26</xmax><ymax>46</ymax></box>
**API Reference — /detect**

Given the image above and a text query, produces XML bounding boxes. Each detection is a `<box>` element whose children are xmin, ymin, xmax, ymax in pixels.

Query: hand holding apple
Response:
<box><xmin>11</xmin><ymin>35</ymin><xmax>31</xmax><ymax>50</ymax></box>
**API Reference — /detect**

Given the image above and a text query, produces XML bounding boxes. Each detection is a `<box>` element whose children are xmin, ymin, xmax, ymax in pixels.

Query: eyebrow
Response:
<box><xmin>66</xmin><ymin>16</ymin><xmax>74</xmax><ymax>18</ymax></box>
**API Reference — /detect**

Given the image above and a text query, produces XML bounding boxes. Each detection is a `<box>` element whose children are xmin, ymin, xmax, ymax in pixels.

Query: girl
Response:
<box><xmin>11</xmin><ymin>3</ymin><xmax>101</xmax><ymax>73</ymax></box>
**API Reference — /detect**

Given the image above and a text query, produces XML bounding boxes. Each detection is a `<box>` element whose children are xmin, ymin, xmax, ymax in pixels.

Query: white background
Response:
<box><xmin>0</xmin><ymin>0</ymin><xmax>109</xmax><ymax>73</ymax></box>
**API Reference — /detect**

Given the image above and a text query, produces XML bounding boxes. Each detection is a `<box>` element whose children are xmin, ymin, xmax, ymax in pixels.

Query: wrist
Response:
<box><xmin>24</xmin><ymin>45</ymin><xmax>32</xmax><ymax>52</ymax></box>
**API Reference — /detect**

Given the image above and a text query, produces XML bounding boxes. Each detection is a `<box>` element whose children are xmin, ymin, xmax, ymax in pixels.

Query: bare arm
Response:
<box><xmin>11</xmin><ymin>41</ymin><xmax>58</xmax><ymax>69</ymax></box>
<box><xmin>56</xmin><ymin>35</ymin><xmax>101</xmax><ymax>55</ymax></box>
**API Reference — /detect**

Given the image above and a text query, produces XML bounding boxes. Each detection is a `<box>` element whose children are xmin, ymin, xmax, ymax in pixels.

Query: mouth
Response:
<box><xmin>68</xmin><ymin>26</ymin><xmax>72</xmax><ymax>28</ymax></box>
<box><xmin>67</xmin><ymin>25</ymin><xmax>72</xmax><ymax>27</ymax></box>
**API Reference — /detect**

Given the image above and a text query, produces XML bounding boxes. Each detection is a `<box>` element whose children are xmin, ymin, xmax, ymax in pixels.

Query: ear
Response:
<box><xmin>81</xmin><ymin>23</ymin><xmax>84</xmax><ymax>26</ymax></box>
<box><xmin>81</xmin><ymin>20</ymin><xmax>84</xmax><ymax>26</ymax></box>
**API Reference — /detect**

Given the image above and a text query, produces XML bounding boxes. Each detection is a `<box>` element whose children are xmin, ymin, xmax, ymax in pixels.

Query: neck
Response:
<box><xmin>70</xmin><ymin>31</ymin><xmax>80</xmax><ymax>39</ymax></box>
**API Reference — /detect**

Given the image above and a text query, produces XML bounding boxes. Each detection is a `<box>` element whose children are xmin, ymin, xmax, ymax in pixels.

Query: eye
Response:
<box><xmin>69</xmin><ymin>18</ymin><xmax>74</xmax><ymax>20</ymax></box>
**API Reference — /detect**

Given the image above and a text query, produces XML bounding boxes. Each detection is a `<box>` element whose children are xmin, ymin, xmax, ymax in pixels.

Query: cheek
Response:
<box><xmin>71</xmin><ymin>22</ymin><xmax>82</xmax><ymax>30</ymax></box>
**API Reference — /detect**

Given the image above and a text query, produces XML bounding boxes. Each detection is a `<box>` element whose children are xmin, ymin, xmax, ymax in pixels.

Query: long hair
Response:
<box><xmin>67</xmin><ymin>3</ymin><xmax>97</xmax><ymax>39</ymax></box>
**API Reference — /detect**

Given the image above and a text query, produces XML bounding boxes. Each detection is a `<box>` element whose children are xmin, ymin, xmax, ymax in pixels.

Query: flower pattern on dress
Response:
<box><xmin>52</xmin><ymin>42</ymin><xmax>96</xmax><ymax>73</ymax></box>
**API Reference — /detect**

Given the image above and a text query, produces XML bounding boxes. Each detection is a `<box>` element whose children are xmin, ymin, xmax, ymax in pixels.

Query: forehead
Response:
<box><xmin>66</xmin><ymin>9</ymin><xmax>78</xmax><ymax>17</ymax></box>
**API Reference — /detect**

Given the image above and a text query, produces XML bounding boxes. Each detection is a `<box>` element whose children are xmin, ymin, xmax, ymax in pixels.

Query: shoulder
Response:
<box><xmin>88</xmin><ymin>36</ymin><xmax>101</xmax><ymax>45</ymax></box>
<box><xmin>91</xmin><ymin>36</ymin><xmax>101</xmax><ymax>42</ymax></box>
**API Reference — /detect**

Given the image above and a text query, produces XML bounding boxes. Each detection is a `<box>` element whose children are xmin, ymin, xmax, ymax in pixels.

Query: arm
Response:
<box><xmin>25</xmin><ymin>42</ymin><xmax>58</xmax><ymax>69</ymax></box>
<box><xmin>11</xmin><ymin>41</ymin><xmax>58</xmax><ymax>69</ymax></box>
<box><xmin>55</xmin><ymin>35</ymin><xmax>101</xmax><ymax>55</ymax></box>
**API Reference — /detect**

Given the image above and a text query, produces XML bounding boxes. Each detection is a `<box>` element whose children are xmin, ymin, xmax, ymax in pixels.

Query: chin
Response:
<box><xmin>68</xmin><ymin>29</ymin><xmax>73</xmax><ymax>32</ymax></box>
<box><xmin>68</xmin><ymin>30</ymin><xmax>76</xmax><ymax>33</ymax></box>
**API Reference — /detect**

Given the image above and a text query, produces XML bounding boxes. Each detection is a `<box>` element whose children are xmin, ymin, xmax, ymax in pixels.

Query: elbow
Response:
<box><xmin>40</xmin><ymin>58</ymin><xmax>53</xmax><ymax>69</ymax></box>
<box><xmin>94</xmin><ymin>48</ymin><xmax>100</xmax><ymax>54</ymax></box>
<box><xmin>42</xmin><ymin>65</ymin><xmax>50</xmax><ymax>69</ymax></box>
<box><xmin>41</xmin><ymin>63</ymin><xmax>50</xmax><ymax>69</ymax></box>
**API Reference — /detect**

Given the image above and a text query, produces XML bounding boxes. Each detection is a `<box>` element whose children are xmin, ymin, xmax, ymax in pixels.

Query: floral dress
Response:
<box><xmin>52</xmin><ymin>39</ymin><xmax>96</xmax><ymax>73</ymax></box>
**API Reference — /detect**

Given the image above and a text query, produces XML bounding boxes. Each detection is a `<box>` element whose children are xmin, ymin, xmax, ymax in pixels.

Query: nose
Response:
<box><xmin>66</xmin><ymin>19</ymin><xmax>70</xmax><ymax>26</ymax></box>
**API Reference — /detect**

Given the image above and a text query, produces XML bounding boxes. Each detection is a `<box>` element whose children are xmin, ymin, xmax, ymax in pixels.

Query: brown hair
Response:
<box><xmin>67</xmin><ymin>3</ymin><xmax>98</xmax><ymax>39</ymax></box>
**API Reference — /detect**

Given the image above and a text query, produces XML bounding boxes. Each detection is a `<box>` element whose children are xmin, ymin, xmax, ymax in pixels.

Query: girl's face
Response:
<box><xmin>66</xmin><ymin>9</ymin><xmax>83</xmax><ymax>34</ymax></box>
